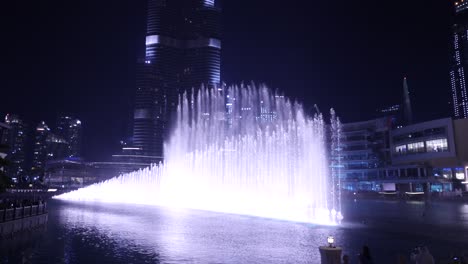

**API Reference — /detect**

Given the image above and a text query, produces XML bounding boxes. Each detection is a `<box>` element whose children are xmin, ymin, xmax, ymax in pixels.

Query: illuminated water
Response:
<box><xmin>2</xmin><ymin>199</ymin><xmax>468</xmax><ymax>264</ymax></box>
<box><xmin>56</xmin><ymin>85</ymin><xmax>342</xmax><ymax>224</ymax></box>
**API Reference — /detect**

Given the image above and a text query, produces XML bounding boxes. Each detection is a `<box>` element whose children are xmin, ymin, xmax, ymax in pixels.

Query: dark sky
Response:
<box><xmin>0</xmin><ymin>0</ymin><xmax>454</xmax><ymax>160</ymax></box>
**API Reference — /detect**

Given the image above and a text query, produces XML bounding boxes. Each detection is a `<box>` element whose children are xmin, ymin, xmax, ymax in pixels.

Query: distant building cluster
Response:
<box><xmin>0</xmin><ymin>114</ymin><xmax>82</xmax><ymax>184</ymax></box>
<box><xmin>31</xmin><ymin>116</ymin><xmax>82</xmax><ymax>176</ymax></box>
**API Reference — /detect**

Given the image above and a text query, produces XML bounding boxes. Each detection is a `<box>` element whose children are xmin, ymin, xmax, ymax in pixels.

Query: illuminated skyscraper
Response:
<box><xmin>3</xmin><ymin>114</ymin><xmax>28</xmax><ymax>181</ymax></box>
<box><xmin>56</xmin><ymin>115</ymin><xmax>82</xmax><ymax>158</ymax></box>
<box><xmin>402</xmin><ymin>77</ymin><xmax>413</xmax><ymax>125</ymax></box>
<box><xmin>32</xmin><ymin>120</ymin><xmax>71</xmax><ymax>176</ymax></box>
<box><xmin>32</xmin><ymin>121</ymin><xmax>51</xmax><ymax>174</ymax></box>
<box><xmin>132</xmin><ymin>0</ymin><xmax>222</xmax><ymax>157</ymax></box>
<box><xmin>450</xmin><ymin>0</ymin><xmax>468</xmax><ymax>119</ymax></box>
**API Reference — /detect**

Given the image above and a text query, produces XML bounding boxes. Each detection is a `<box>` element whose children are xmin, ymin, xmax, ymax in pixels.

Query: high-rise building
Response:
<box><xmin>33</xmin><ymin>117</ymin><xmax>82</xmax><ymax>176</ymax></box>
<box><xmin>132</xmin><ymin>0</ymin><xmax>222</xmax><ymax>157</ymax></box>
<box><xmin>32</xmin><ymin>121</ymin><xmax>51</xmax><ymax>174</ymax></box>
<box><xmin>56</xmin><ymin>115</ymin><xmax>82</xmax><ymax>158</ymax></box>
<box><xmin>402</xmin><ymin>77</ymin><xmax>413</xmax><ymax>125</ymax></box>
<box><xmin>450</xmin><ymin>1</ymin><xmax>468</xmax><ymax>119</ymax></box>
<box><xmin>3</xmin><ymin>114</ymin><xmax>28</xmax><ymax>181</ymax></box>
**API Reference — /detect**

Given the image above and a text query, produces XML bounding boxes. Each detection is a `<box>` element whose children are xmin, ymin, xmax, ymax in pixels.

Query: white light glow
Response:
<box><xmin>405</xmin><ymin>192</ymin><xmax>424</xmax><ymax>195</ymax></box>
<box><xmin>203</xmin><ymin>0</ymin><xmax>215</xmax><ymax>7</ymax></box>
<box><xmin>55</xmin><ymin>84</ymin><xmax>342</xmax><ymax>225</ymax></box>
<box><xmin>146</xmin><ymin>35</ymin><xmax>160</xmax><ymax>46</ymax></box>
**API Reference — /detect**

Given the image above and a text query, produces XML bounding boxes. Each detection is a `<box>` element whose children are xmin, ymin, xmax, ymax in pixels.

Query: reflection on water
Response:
<box><xmin>35</xmin><ymin>201</ymin><xmax>334</xmax><ymax>264</ymax></box>
<box><xmin>2</xmin><ymin>199</ymin><xmax>468</xmax><ymax>264</ymax></box>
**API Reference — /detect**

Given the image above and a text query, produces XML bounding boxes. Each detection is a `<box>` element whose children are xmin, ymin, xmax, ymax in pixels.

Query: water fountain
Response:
<box><xmin>55</xmin><ymin>84</ymin><xmax>342</xmax><ymax>225</ymax></box>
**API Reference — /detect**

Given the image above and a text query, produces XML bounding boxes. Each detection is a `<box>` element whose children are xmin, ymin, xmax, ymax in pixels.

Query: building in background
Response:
<box><xmin>0</xmin><ymin>121</ymin><xmax>10</xmax><ymax>159</ymax></box>
<box><xmin>56</xmin><ymin>115</ymin><xmax>82</xmax><ymax>158</ymax></box>
<box><xmin>450</xmin><ymin>0</ymin><xmax>468</xmax><ymax>119</ymax></box>
<box><xmin>377</xmin><ymin>104</ymin><xmax>400</xmax><ymax>118</ymax></box>
<box><xmin>45</xmin><ymin>159</ymin><xmax>146</xmax><ymax>190</ymax></box>
<box><xmin>390</xmin><ymin>117</ymin><xmax>468</xmax><ymax>192</ymax></box>
<box><xmin>31</xmin><ymin>121</ymin><xmax>51</xmax><ymax>175</ymax></box>
<box><xmin>339</xmin><ymin>117</ymin><xmax>393</xmax><ymax>191</ymax></box>
<box><xmin>31</xmin><ymin>121</ymin><xmax>70</xmax><ymax>176</ymax></box>
<box><xmin>338</xmin><ymin>117</ymin><xmax>468</xmax><ymax>194</ymax></box>
<box><xmin>132</xmin><ymin>0</ymin><xmax>222</xmax><ymax>159</ymax></box>
<box><xmin>374</xmin><ymin>77</ymin><xmax>413</xmax><ymax>126</ymax></box>
<box><xmin>2</xmin><ymin>114</ymin><xmax>28</xmax><ymax>181</ymax></box>
<box><xmin>402</xmin><ymin>77</ymin><xmax>413</xmax><ymax>125</ymax></box>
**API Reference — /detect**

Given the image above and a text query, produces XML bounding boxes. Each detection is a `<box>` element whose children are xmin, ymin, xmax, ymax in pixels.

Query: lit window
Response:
<box><xmin>455</xmin><ymin>168</ymin><xmax>465</xmax><ymax>180</ymax></box>
<box><xmin>407</xmin><ymin>142</ymin><xmax>424</xmax><ymax>153</ymax></box>
<box><xmin>426</xmin><ymin>138</ymin><xmax>448</xmax><ymax>153</ymax></box>
<box><xmin>203</xmin><ymin>0</ymin><xmax>215</xmax><ymax>7</ymax></box>
<box><xmin>395</xmin><ymin>145</ymin><xmax>407</xmax><ymax>154</ymax></box>
<box><xmin>442</xmin><ymin>168</ymin><xmax>452</xmax><ymax>179</ymax></box>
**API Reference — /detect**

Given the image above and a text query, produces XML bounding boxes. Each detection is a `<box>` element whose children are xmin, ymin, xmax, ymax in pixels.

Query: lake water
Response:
<box><xmin>1</xmin><ymin>199</ymin><xmax>468</xmax><ymax>263</ymax></box>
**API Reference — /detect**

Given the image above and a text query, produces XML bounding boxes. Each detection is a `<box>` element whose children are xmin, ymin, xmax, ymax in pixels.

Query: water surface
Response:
<box><xmin>2</xmin><ymin>199</ymin><xmax>468</xmax><ymax>263</ymax></box>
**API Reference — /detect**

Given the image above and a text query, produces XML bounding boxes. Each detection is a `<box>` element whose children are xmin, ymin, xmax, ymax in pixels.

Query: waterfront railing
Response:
<box><xmin>0</xmin><ymin>203</ymin><xmax>47</xmax><ymax>223</ymax></box>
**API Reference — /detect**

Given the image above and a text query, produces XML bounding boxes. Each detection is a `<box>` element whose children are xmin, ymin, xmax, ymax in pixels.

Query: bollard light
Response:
<box><xmin>327</xmin><ymin>236</ymin><xmax>334</xmax><ymax>248</ymax></box>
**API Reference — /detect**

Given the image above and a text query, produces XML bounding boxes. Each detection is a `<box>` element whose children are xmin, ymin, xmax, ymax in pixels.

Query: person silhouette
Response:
<box><xmin>358</xmin><ymin>245</ymin><xmax>374</xmax><ymax>264</ymax></box>
<box><xmin>343</xmin><ymin>254</ymin><xmax>350</xmax><ymax>264</ymax></box>
<box><xmin>410</xmin><ymin>246</ymin><xmax>434</xmax><ymax>264</ymax></box>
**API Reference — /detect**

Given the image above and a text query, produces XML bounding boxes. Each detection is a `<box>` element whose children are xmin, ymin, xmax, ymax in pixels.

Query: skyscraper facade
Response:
<box><xmin>32</xmin><ymin>121</ymin><xmax>51</xmax><ymax>174</ymax></box>
<box><xmin>3</xmin><ymin>114</ymin><xmax>28</xmax><ymax>180</ymax></box>
<box><xmin>450</xmin><ymin>1</ymin><xmax>468</xmax><ymax>119</ymax></box>
<box><xmin>402</xmin><ymin>77</ymin><xmax>413</xmax><ymax>125</ymax></box>
<box><xmin>56</xmin><ymin>115</ymin><xmax>82</xmax><ymax>158</ymax></box>
<box><xmin>133</xmin><ymin>0</ymin><xmax>222</xmax><ymax>157</ymax></box>
<box><xmin>32</xmin><ymin>121</ymin><xmax>71</xmax><ymax>176</ymax></box>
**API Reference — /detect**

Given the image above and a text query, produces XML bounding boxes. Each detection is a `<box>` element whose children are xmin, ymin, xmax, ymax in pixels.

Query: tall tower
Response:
<box><xmin>450</xmin><ymin>0</ymin><xmax>468</xmax><ymax>119</ymax></box>
<box><xmin>132</xmin><ymin>0</ymin><xmax>222</xmax><ymax>158</ymax></box>
<box><xmin>402</xmin><ymin>77</ymin><xmax>413</xmax><ymax>125</ymax></box>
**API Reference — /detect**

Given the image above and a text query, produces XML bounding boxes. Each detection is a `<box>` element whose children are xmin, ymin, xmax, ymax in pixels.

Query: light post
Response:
<box><xmin>327</xmin><ymin>236</ymin><xmax>335</xmax><ymax>248</ymax></box>
<box><xmin>319</xmin><ymin>236</ymin><xmax>342</xmax><ymax>264</ymax></box>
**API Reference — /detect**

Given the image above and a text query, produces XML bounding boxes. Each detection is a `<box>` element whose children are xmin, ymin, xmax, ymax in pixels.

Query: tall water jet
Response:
<box><xmin>56</xmin><ymin>84</ymin><xmax>342</xmax><ymax>224</ymax></box>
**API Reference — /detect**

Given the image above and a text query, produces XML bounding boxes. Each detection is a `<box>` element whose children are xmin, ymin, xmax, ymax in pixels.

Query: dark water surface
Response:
<box><xmin>1</xmin><ymin>199</ymin><xmax>468</xmax><ymax>263</ymax></box>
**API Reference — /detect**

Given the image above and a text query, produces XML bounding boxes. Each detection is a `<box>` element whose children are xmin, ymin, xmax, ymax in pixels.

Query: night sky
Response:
<box><xmin>0</xmin><ymin>0</ymin><xmax>454</xmax><ymax>160</ymax></box>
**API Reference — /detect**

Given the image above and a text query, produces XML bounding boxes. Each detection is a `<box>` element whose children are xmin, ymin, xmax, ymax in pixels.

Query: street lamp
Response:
<box><xmin>327</xmin><ymin>236</ymin><xmax>335</xmax><ymax>248</ymax></box>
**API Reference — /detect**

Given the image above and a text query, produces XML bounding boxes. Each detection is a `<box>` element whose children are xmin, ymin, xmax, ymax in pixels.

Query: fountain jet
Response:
<box><xmin>55</xmin><ymin>84</ymin><xmax>342</xmax><ymax>225</ymax></box>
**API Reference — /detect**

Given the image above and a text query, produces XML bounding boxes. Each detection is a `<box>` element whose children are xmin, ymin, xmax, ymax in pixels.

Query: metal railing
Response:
<box><xmin>0</xmin><ymin>203</ymin><xmax>47</xmax><ymax>223</ymax></box>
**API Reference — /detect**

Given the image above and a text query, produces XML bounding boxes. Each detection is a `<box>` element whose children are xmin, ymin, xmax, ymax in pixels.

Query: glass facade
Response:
<box><xmin>395</xmin><ymin>145</ymin><xmax>407</xmax><ymax>154</ymax></box>
<box><xmin>3</xmin><ymin>114</ymin><xmax>27</xmax><ymax>180</ymax></box>
<box><xmin>426</xmin><ymin>138</ymin><xmax>448</xmax><ymax>152</ymax></box>
<box><xmin>338</xmin><ymin>118</ymin><xmax>393</xmax><ymax>189</ymax></box>
<box><xmin>56</xmin><ymin>116</ymin><xmax>82</xmax><ymax>158</ymax></box>
<box><xmin>407</xmin><ymin>141</ymin><xmax>424</xmax><ymax>154</ymax></box>
<box><xmin>450</xmin><ymin>1</ymin><xmax>468</xmax><ymax>119</ymax></box>
<box><xmin>455</xmin><ymin>167</ymin><xmax>465</xmax><ymax>180</ymax></box>
<box><xmin>345</xmin><ymin>117</ymin><xmax>467</xmax><ymax>193</ymax></box>
<box><xmin>32</xmin><ymin>122</ymin><xmax>51</xmax><ymax>174</ymax></box>
<box><xmin>133</xmin><ymin>0</ymin><xmax>222</xmax><ymax>157</ymax></box>
<box><xmin>392</xmin><ymin>132</ymin><xmax>450</xmax><ymax>156</ymax></box>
